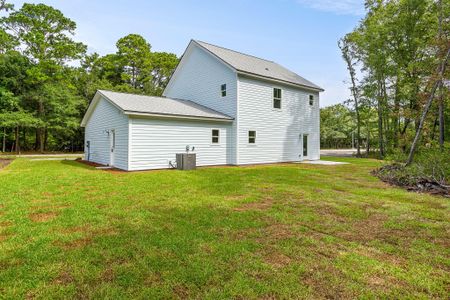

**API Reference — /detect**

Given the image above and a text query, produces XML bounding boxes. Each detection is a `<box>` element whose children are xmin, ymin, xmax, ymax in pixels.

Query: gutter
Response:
<box><xmin>124</xmin><ymin>111</ymin><xmax>234</xmax><ymax>122</ymax></box>
<box><xmin>237</xmin><ymin>71</ymin><xmax>325</xmax><ymax>92</ymax></box>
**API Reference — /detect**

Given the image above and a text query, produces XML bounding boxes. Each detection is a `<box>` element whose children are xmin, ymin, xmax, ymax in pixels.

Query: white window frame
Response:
<box><xmin>211</xmin><ymin>128</ymin><xmax>220</xmax><ymax>144</ymax></box>
<box><xmin>309</xmin><ymin>95</ymin><xmax>314</xmax><ymax>106</ymax></box>
<box><xmin>273</xmin><ymin>88</ymin><xmax>282</xmax><ymax>109</ymax></box>
<box><xmin>221</xmin><ymin>84</ymin><xmax>227</xmax><ymax>97</ymax></box>
<box><xmin>248</xmin><ymin>130</ymin><xmax>256</xmax><ymax>145</ymax></box>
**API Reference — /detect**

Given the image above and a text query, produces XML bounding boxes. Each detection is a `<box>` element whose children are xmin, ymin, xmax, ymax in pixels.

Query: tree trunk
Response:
<box><xmin>22</xmin><ymin>127</ymin><xmax>27</xmax><ymax>151</ymax></box>
<box><xmin>438</xmin><ymin>84</ymin><xmax>444</xmax><ymax>149</ymax></box>
<box><xmin>2</xmin><ymin>127</ymin><xmax>5</xmax><ymax>153</ymax></box>
<box><xmin>406</xmin><ymin>47</ymin><xmax>450</xmax><ymax>166</ymax></box>
<box><xmin>35</xmin><ymin>128</ymin><xmax>39</xmax><ymax>151</ymax></box>
<box><xmin>44</xmin><ymin>128</ymin><xmax>48</xmax><ymax>151</ymax></box>
<box><xmin>15</xmin><ymin>126</ymin><xmax>20</xmax><ymax>154</ymax></box>
<box><xmin>393</xmin><ymin>80</ymin><xmax>400</xmax><ymax>148</ymax></box>
<box><xmin>377</xmin><ymin>80</ymin><xmax>385</xmax><ymax>158</ymax></box>
<box><xmin>38</xmin><ymin>100</ymin><xmax>44</xmax><ymax>152</ymax></box>
<box><xmin>438</xmin><ymin>0</ymin><xmax>445</xmax><ymax>150</ymax></box>
<box><xmin>338</xmin><ymin>38</ymin><xmax>362</xmax><ymax>157</ymax></box>
<box><xmin>366</xmin><ymin>130</ymin><xmax>370</xmax><ymax>156</ymax></box>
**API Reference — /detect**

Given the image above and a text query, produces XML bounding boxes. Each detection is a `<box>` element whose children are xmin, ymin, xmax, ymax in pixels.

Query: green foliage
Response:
<box><xmin>320</xmin><ymin>104</ymin><xmax>355</xmax><ymax>148</ymax></box>
<box><xmin>340</xmin><ymin>0</ymin><xmax>449</xmax><ymax>158</ymax></box>
<box><xmin>1</xmin><ymin>3</ymin><xmax>86</xmax><ymax>63</ymax></box>
<box><xmin>0</xmin><ymin>2</ymin><xmax>178</xmax><ymax>152</ymax></box>
<box><xmin>150</xmin><ymin>51</ymin><xmax>179</xmax><ymax>95</ymax></box>
<box><xmin>116</xmin><ymin>34</ymin><xmax>152</xmax><ymax>89</ymax></box>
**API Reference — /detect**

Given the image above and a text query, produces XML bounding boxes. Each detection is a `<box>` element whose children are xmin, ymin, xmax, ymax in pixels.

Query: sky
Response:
<box><xmin>9</xmin><ymin>0</ymin><xmax>365</xmax><ymax>107</ymax></box>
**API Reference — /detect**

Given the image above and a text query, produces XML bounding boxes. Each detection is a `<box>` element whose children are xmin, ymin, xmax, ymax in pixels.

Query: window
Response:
<box><xmin>221</xmin><ymin>84</ymin><xmax>227</xmax><ymax>97</ymax></box>
<box><xmin>309</xmin><ymin>95</ymin><xmax>314</xmax><ymax>106</ymax></box>
<box><xmin>248</xmin><ymin>131</ymin><xmax>256</xmax><ymax>144</ymax></box>
<box><xmin>273</xmin><ymin>88</ymin><xmax>282</xmax><ymax>109</ymax></box>
<box><xmin>212</xmin><ymin>129</ymin><xmax>220</xmax><ymax>144</ymax></box>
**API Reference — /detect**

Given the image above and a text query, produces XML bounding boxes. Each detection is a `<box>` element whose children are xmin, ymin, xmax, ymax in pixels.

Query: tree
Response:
<box><xmin>116</xmin><ymin>34</ymin><xmax>152</xmax><ymax>90</ymax></box>
<box><xmin>0</xmin><ymin>3</ymin><xmax>180</xmax><ymax>153</ymax></box>
<box><xmin>340</xmin><ymin>0</ymin><xmax>446</xmax><ymax>160</ymax></box>
<box><xmin>406</xmin><ymin>47</ymin><xmax>450</xmax><ymax>165</ymax></box>
<box><xmin>1</xmin><ymin>3</ymin><xmax>86</xmax><ymax>151</ymax></box>
<box><xmin>320</xmin><ymin>104</ymin><xmax>356</xmax><ymax>149</ymax></box>
<box><xmin>339</xmin><ymin>36</ymin><xmax>362</xmax><ymax>156</ymax></box>
<box><xmin>150</xmin><ymin>52</ymin><xmax>179</xmax><ymax>95</ymax></box>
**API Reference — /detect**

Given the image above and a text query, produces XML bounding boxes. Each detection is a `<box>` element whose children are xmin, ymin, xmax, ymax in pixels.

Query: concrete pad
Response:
<box><xmin>298</xmin><ymin>160</ymin><xmax>349</xmax><ymax>165</ymax></box>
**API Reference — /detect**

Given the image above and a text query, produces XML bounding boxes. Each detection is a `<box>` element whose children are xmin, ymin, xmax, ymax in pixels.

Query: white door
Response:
<box><xmin>109</xmin><ymin>129</ymin><xmax>115</xmax><ymax>166</ymax></box>
<box><xmin>302</xmin><ymin>134</ymin><xmax>309</xmax><ymax>160</ymax></box>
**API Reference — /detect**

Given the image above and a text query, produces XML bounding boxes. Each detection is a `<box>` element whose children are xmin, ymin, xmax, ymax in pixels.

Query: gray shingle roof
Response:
<box><xmin>195</xmin><ymin>40</ymin><xmax>324</xmax><ymax>91</ymax></box>
<box><xmin>98</xmin><ymin>90</ymin><xmax>233</xmax><ymax>121</ymax></box>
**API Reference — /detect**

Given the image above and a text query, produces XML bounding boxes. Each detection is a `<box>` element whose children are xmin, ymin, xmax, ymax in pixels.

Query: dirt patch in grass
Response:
<box><xmin>302</xmin><ymin>264</ymin><xmax>354</xmax><ymax>299</ymax></box>
<box><xmin>29</xmin><ymin>212</ymin><xmax>58</xmax><ymax>223</ymax></box>
<box><xmin>342</xmin><ymin>213</ymin><xmax>388</xmax><ymax>243</ymax></box>
<box><xmin>173</xmin><ymin>284</ymin><xmax>190</xmax><ymax>299</ymax></box>
<box><xmin>0</xmin><ymin>159</ymin><xmax>12</xmax><ymax>170</ymax></box>
<box><xmin>144</xmin><ymin>272</ymin><xmax>163</xmax><ymax>286</ymax></box>
<box><xmin>101</xmin><ymin>267</ymin><xmax>115</xmax><ymax>282</ymax></box>
<box><xmin>55</xmin><ymin>226</ymin><xmax>118</xmax><ymax>250</ymax></box>
<box><xmin>53</xmin><ymin>270</ymin><xmax>74</xmax><ymax>285</ymax></box>
<box><xmin>0</xmin><ymin>221</ymin><xmax>12</xmax><ymax>227</ymax></box>
<box><xmin>233</xmin><ymin>196</ymin><xmax>274</xmax><ymax>211</ymax></box>
<box><xmin>59</xmin><ymin>237</ymin><xmax>93</xmax><ymax>250</ymax></box>
<box><xmin>263</xmin><ymin>250</ymin><xmax>292</xmax><ymax>268</ymax></box>
<box><xmin>263</xmin><ymin>223</ymin><xmax>294</xmax><ymax>241</ymax></box>
<box><xmin>0</xmin><ymin>233</ymin><xmax>10</xmax><ymax>242</ymax></box>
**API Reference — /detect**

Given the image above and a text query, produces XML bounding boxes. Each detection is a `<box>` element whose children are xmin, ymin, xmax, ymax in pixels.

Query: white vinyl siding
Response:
<box><xmin>84</xmin><ymin>97</ymin><xmax>129</xmax><ymax>170</ymax></box>
<box><xmin>163</xmin><ymin>43</ymin><xmax>238</xmax><ymax>164</ymax></box>
<box><xmin>237</xmin><ymin>75</ymin><xmax>320</xmax><ymax>164</ymax></box>
<box><xmin>128</xmin><ymin>117</ymin><xmax>232</xmax><ymax>171</ymax></box>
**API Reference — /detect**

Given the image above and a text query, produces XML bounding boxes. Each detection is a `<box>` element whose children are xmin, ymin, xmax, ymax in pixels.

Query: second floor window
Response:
<box><xmin>273</xmin><ymin>88</ymin><xmax>282</xmax><ymax>109</ymax></box>
<box><xmin>221</xmin><ymin>84</ymin><xmax>227</xmax><ymax>97</ymax></box>
<box><xmin>309</xmin><ymin>95</ymin><xmax>314</xmax><ymax>106</ymax></box>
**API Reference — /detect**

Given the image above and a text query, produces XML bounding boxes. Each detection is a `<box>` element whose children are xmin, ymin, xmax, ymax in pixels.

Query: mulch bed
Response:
<box><xmin>75</xmin><ymin>158</ymin><xmax>105</xmax><ymax>168</ymax></box>
<box><xmin>74</xmin><ymin>159</ymin><xmax>126</xmax><ymax>173</ymax></box>
<box><xmin>0</xmin><ymin>159</ymin><xmax>13</xmax><ymax>170</ymax></box>
<box><xmin>373</xmin><ymin>164</ymin><xmax>450</xmax><ymax>197</ymax></box>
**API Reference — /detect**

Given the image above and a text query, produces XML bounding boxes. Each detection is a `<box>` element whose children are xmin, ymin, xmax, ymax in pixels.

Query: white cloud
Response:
<box><xmin>297</xmin><ymin>0</ymin><xmax>365</xmax><ymax>16</ymax></box>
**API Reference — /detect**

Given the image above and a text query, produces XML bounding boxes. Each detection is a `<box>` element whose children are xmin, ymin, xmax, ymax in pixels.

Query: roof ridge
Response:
<box><xmin>98</xmin><ymin>90</ymin><xmax>163</xmax><ymax>99</ymax></box>
<box><xmin>97</xmin><ymin>90</ymin><xmax>233</xmax><ymax>120</ymax></box>
<box><xmin>194</xmin><ymin>40</ymin><xmax>274</xmax><ymax>63</ymax></box>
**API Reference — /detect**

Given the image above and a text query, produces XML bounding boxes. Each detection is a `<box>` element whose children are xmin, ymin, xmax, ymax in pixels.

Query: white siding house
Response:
<box><xmin>81</xmin><ymin>40</ymin><xmax>323</xmax><ymax>171</ymax></box>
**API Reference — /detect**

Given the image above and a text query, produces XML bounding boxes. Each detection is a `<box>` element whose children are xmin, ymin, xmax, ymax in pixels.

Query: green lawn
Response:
<box><xmin>0</xmin><ymin>158</ymin><xmax>448</xmax><ymax>299</ymax></box>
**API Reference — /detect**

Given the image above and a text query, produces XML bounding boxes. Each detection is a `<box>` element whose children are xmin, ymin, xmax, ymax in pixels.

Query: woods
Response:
<box><xmin>0</xmin><ymin>2</ymin><xmax>178</xmax><ymax>153</ymax></box>
<box><xmin>325</xmin><ymin>0</ymin><xmax>449</xmax><ymax>164</ymax></box>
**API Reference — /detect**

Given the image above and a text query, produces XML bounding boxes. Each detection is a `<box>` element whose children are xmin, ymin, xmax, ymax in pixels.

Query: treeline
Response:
<box><xmin>0</xmin><ymin>1</ymin><xmax>178</xmax><ymax>153</ymax></box>
<box><xmin>337</xmin><ymin>0</ymin><xmax>449</xmax><ymax>163</ymax></box>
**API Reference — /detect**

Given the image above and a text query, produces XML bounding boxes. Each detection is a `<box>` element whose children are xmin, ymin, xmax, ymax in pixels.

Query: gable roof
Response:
<box><xmin>194</xmin><ymin>40</ymin><xmax>324</xmax><ymax>92</ymax></box>
<box><xmin>81</xmin><ymin>90</ymin><xmax>233</xmax><ymax>126</ymax></box>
